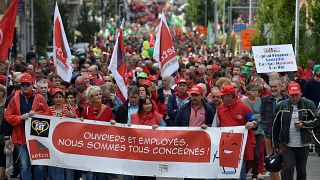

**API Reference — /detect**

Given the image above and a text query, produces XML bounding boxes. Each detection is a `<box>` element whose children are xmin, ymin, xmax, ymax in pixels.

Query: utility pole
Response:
<box><xmin>222</xmin><ymin>0</ymin><xmax>225</xmax><ymax>34</ymax></box>
<box><xmin>31</xmin><ymin>0</ymin><xmax>34</xmax><ymax>47</ymax></box>
<box><xmin>295</xmin><ymin>0</ymin><xmax>300</xmax><ymax>64</ymax></box>
<box><xmin>205</xmin><ymin>0</ymin><xmax>208</xmax><ymax>26</ymax></box>
<box><xmin>249</xmin><ymin>0</ymin><xmax>252</xmax><ymax>28</ymax></box>
<box><xmin>214</xmin><ymin>0</ymin><xmax>218</xmax><ymax>43</ymax></box>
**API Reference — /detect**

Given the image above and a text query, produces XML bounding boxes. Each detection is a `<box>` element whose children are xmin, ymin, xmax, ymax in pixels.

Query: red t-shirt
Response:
<box><xmin>81</xmin><ymin>104</ymin><xmax>112</xmax><ymax>121</ymax></box>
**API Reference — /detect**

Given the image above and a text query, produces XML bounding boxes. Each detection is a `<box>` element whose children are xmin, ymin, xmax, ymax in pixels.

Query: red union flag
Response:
<box><xmin>0</xmin><ymin>0</ymin><xmax>18</xmax><ymax>61</ymax></box>
<box><xmin>53</xmin><ymin>3</ymin><xmax>73</xmax><ymax>82</ymax></box>
<box><xmin>108</xmin><ymin>20</ymin><xmax>128</xmax><ymax>99</ymax></box>
<box><xmin>153</xmin><ymin>12</ymin><xmax>179</xmax><ymax>76</ymax></box>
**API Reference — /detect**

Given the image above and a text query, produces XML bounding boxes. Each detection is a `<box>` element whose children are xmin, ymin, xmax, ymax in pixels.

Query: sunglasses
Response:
<box><xmin>21</xmin><ymin>83</ymin><xmax>31</xmax><ymax>87</ymax></box>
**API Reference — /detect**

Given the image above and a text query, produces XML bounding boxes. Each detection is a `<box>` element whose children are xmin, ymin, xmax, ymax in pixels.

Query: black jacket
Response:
<box><xmin>272</xmin><ymin>98</ymin><xmax>320</xmax><ymax>148</ymax></box>
<box><xmin>115</xmin><ymin>101</ymin><xmax>129</xmax><ymax>124</ymax></box>
<box><xmin>157</xmin><ymin>87</ymin><xmax>175</xmax><ymax>103</ymax></box>
<box><xmin>260</xmin><ymin>93</ymin><xmax>288</xmax><ymax>138</ymax></box>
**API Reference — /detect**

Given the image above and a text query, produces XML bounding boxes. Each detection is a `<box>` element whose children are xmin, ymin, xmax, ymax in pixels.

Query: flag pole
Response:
<box><xmin>5</xmin><ymin>48</ymin><xmax>12</xmax><ymax>89</ymax></box>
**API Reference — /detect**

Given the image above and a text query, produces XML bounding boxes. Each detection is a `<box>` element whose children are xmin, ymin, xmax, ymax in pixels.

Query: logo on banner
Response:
<box><xmin>0</xmin><ymin>29</ymin><xmax>3</xmax><ymax>46</ymax></box>
<box><xmin>29</xmin><ymin>139</ymin><xmax>50</xmax><ymax>160</ymax></box>
<box><xmin>31</xmin><ymin>117</ymin><xmax>50</xmax><ymax>137</ymax></box>
<box><xmin>213</xmin><ymin>131</ymin><xmax>244</xmax><ymax>174</ymax></box>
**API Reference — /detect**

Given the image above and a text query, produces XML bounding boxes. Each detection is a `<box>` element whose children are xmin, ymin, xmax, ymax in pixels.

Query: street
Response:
<box><xmin>5</xmin><ymin>152</ymin><xmax>320</xmax><ymax>180</ymax></box>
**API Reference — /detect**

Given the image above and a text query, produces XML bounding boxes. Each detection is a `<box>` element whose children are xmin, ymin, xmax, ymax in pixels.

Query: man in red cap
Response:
<box><xmin>215</xmin><ymin>84</ymin><xmax>257</xmax><ymax>179</ymax></box>
<box><xmin>167</xmin><ymin>79</ymin><xmax>190</xmax><ymax>126</ymax></box>
<box><xmin>273</xmin><ymin>82</ymin><xmax>320</xmax><ymax>180</ymax></box>
<box><xmin>5</xmin><ymin>73</ymin><xmax>50</xmax><ymax>180</ymax></box>
<box><xmin>175</xmin><ymin>85</ymin><xmax>215</xmax><ymax>128</ymax></box>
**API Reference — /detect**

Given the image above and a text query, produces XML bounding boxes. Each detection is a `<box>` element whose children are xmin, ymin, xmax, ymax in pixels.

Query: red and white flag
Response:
<box><xmin>53</xmin><ymin>3</ymin><xmax>73</xmax><ymax>82</ymax></box>
<box><xmin>0</xmin><ymin>0</ymin><xmax>18</xmax><ymax>61</ymax></box>
<box><xmin>153</xmin><ymin>12</ymin><xmax>179</xmax><ymax>76</ymax></box>
<box><xmin>108</xmin><ymin>20</ymin><xmax>128</xmax><ymax>99</ymax></box>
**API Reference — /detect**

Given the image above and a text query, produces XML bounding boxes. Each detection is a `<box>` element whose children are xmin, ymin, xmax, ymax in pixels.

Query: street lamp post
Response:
<box><xmin>214</xmin><ymin>0</ymin><xmax>218</xmax><ymax>43</ymax></box>
<box><xmin>295</xmin><ymin>0</ymin><xmax>300</xmax><ymax>64</ymax></box>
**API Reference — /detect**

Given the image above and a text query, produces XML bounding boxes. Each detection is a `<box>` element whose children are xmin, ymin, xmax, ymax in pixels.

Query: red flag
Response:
<box><xmin>108</xmin><ymin>20</ymin><xmax>128</xmax><ymax>99</ymax></box>
<box><xmin>0</xmin><ymin>0</ymin><xmax>18</xmax><ymax>61</ymax></box>
<box><xmin>153</xmin><ymin>12</ymin><xmax>179</xmax><ymax>76</ymax></box>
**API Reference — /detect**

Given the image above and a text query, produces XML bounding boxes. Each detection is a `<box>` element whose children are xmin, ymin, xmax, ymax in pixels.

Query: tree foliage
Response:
<box><xmin>34</xmin><ymin>0</ymin><xmax>50</xmax><ymax>56</ymax></box>
<box><xmin>253</xmin><ymin>0</ymin><xmax>320</xmax><ymax>66</ymax></box>
<box><xmin>76</xmin><ymin>2</ymin><xmax>100</xmax><ymax>43</ymax></box>
<box><xmin>185</xmin><ymin>0</ymin><xmax>215</xmax><ymax>26</ymax></box>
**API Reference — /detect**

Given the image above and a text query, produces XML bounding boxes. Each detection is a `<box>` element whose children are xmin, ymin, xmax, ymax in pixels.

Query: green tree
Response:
<box><xmin>34</xmin><ymin>0</ymin><xmax>50</xmax><ymax>56</ymax></box>
<box><xmin>185</xmin><ymin>0</ymin><xmax>215</xmax><ymax>26</ymax></box>
<box><xmin>271</xmin><ymin>1</ymin><xmax>295</xmax><ymax>45</ymax></box>
<box><xmin>305</xmin><ymin>0</ymin><xmax>320</xmax><ymax>64</ymax></box>
<box><xmin>252</xmin><ymin>0</ymin><xmax>275</xmax><ymax>45</ymax></box>
<box><xmin>76</xmin><ymin>2</ymin><xmax>100</xmax><ymax>43</ymax></box>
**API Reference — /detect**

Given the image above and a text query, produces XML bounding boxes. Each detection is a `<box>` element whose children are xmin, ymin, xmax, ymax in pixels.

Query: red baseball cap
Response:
<box><xmin>177</xmin><ymin>79</ymin><xmax>187</xmax><ymax>84</ymax></box>
<box><xmin>217</xmin><ymin>85</ymin><xmax>235</xmax><ymax>96</ymax></box>
<box><xmin>51</xmin><ymin>88</ymin><xmax>65</xmax><ymax>96</ymax></box>
<box><xmin>189</xmin><ymin>85</ymin><xmax>203</xmax><ymax>95</ymax></box>
<box><xmin>297</xmin><ymin>66</ymin><xmax>303</xmax><ymax>73</ymax></box>
<box><xmin>0</xmin><ymin>75</ymin><xmax>7</xmax><ymax>83</ymax></box>
<box><xmin>288</xmin><ymin>82</ymin><xmax>301</xmax><ymax>95</ymax></box>
<box><xmin>212</xmin><ymin>64</ymin><xmax>220</xmax><ymax>71</ymax></box>
<box><xmin>20</xmin><ymin>73</ymin><xmax>34</xmax><ymax>83</ymax></box>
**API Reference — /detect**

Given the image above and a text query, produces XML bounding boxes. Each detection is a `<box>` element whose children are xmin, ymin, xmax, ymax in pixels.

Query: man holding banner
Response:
<box><xmin>4</xmin><ymin>73</ymin><xmax>50</xmax><ymax>180</ymax></box>
<box><xmin>215</xmin><ymin>85</ymin><xmax>257</xmax><ymax>180</ymax></box>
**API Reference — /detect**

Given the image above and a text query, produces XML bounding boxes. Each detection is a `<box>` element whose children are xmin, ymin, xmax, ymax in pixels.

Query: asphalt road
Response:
<box><xmin>5</xmin><ymin>152</ymin><xmax>320</xmax><ymax>180</ymax></box>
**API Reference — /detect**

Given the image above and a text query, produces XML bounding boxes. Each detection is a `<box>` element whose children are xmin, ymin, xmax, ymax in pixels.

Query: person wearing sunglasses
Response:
<box><xmin>5</xmin><ymin>73</ymin><xmax>50</xmax><ymax>180</ymax></box>
<box><xmin>48</xmin><ymin>88</ymin><xmax>75</xmax><ymax>180</ymax></box>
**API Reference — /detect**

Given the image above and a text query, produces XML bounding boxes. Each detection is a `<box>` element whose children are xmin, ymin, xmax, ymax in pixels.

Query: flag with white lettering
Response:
<box><xmin>53</xmin><ymin>3</ymin><xmax>73</xmax><ymax>82</ymax></box>
<box><xmin>153</xmin><ymin>12</ymin><xmax>179</xmax><ymax>76</ymax></box>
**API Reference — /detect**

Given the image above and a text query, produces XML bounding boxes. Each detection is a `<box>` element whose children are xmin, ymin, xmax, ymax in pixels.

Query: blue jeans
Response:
<box><xmin>48</xmin><ymin>166</ymin><xmax>74</xmax><ymax>180</ymax></box>
<box><xmin>240</xmin><ymin>160</ymin><xmax>246</xmax><ymax>180</ymax></box>
<box><xmin>15</xmin><ymin>144</ymin><xmax>44</xmax><ymax>180</ymax></box>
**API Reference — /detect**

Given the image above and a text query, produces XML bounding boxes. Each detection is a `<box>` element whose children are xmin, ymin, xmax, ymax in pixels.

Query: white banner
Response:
<box><xmin>252</xmin><ymin>44</ymin><xmax>297</xmax><ymax>73</ymax></box>
<box><xmin>26</xmin><ymin>115</ymin><xmax>248</xmax><ymax>179</ymax></box>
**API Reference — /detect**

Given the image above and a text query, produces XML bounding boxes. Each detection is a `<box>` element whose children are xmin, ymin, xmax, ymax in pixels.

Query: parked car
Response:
<box><xmin>72</xmin><ymin>42</ymin><xmax>89</xmax><ymax>55</ymax></box>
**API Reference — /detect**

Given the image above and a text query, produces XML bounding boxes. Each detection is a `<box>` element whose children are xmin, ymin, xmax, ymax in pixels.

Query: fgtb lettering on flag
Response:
<box><xmin>108</xmin><ymin>20</ymin><xmax>128</xmax><ymax>99</ymax></box>
<box><xmin>153</xmin><ymin>12</ymin><xmax>179</xmax><ymax>77</ymax></box>
<box><xmin>0</xmin><ymin>0</ymin><xmax>18</xmax><ymax>61</ymax></box>
<box><xmin>53</xmin><ymin>3</ymin><xmax>73</xmax><ymax>82</ymax></box>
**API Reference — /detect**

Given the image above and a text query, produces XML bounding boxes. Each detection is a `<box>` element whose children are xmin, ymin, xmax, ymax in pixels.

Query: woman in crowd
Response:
<box><xmin>48</xmin><ymin>88</ymin><xmax>75</xmax><ymax>180</ymax></box>
<box><xmin>130</xmin><ymin>96</ymin><xmax>166</xmax><ymax>180</ymax></box>
<box><xmin>65</xmin><ymin>88</ymin><xmax>83</xmax><ymax>118</ymax></box>
<box><xmin>80</xmin><ymin>86</ymin><xmax>115</xmax><ymax>180</ymax></box>
<box><xmin>138</xmin><ymin>85</ymin><xmax>159</xmax><ymax>112</ymax></box>
<box><xmin>242</xmin><ymin>83</ymin><xmax>264</xmax><ymax>180</ymax></box>
<box><xmin>81</xmin><ymin>86</ymin><xmax>112</xmax><ymax>121</ymax></box>
<box><xmin>131</xmin><ymin>96</ymin><xmax>166</xmax><ymax>129</ymax></box>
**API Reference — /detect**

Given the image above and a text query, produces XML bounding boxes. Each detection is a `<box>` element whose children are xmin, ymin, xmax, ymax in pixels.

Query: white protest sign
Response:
<box><xmin>252</xmin><ymin>44</ymin><xmax>297</xmax><ymax>73</ymax></box>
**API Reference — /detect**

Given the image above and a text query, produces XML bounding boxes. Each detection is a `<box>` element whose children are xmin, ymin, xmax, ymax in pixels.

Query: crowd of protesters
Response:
<box><xmin>0</xmin><ymin>3</ymin><xmax>320</xmax><ymax>180</ymax></box>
